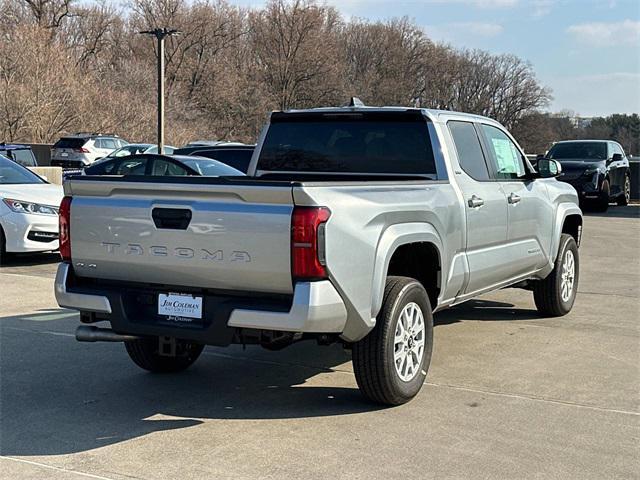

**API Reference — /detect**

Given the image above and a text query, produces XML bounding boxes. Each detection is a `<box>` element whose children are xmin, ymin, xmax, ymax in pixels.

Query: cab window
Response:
<box><xmin>481</xmin><ymin>125</ymin><xmax>527</xmax><ymax>180</ymax></box>
<box><xmin>448</xmin><ymin>121</ymin><xmax>490</xmax><ymax>181</ymax></box>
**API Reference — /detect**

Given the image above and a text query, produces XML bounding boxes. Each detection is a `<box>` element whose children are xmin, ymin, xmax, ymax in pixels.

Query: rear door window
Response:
<box><xmin>480</xmin><ymin>125</ymin><xmax>527</xmax><ymax>180</ymax></box>
<box><xmin>448</xmin><ymin>121</ymin><xmax>490</xmax><ymax>181</ymax></box>
<box><xmin>101</xmin><ymin>139</ymin><xmax>117</xmax><ymax>150</ymax></box>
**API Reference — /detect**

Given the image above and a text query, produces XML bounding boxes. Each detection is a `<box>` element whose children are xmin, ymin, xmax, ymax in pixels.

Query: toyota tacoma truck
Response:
<box><xmin>55</xmin><ymin>104</ymin><xmax>582</xmax><ymax>405</ymax></box>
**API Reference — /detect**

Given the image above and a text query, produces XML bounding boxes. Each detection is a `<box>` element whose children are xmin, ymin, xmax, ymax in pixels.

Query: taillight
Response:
<box><xmin>291</xmin><ymin>206</ymin><xmax>331</xmax><ymax>281</ymax></box>
<box><xmin>59</xmin><ymin>196</ymin><xmax>72</xmax><ymax>262</ymax></box>
<box><xmin>74</xmin><ymin>147</ymin><xmax>90</xmax><ymax>153</ymax></box>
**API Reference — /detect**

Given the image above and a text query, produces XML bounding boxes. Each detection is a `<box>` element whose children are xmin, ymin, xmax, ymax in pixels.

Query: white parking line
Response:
<box><xmin>0</xmin><ymin>456</ymin><xmax>120</xmax><ymax>480</ymax></box>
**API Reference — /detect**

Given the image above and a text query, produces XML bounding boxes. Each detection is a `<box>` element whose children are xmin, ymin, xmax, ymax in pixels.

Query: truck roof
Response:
<box><xmin>552</xmin><ymin>139</ymin><xmax>613</xmax><ymax>144</ymax></box>
<box><xmin>276</xmin><ymin>105</ymin><xmax>500</xmax><ymax>125</ymax></box>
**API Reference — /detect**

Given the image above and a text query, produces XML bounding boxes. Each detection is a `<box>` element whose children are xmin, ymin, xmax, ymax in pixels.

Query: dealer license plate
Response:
<box><xmin>158</xmin><ymin>293</ymin><xmax>203</xmax><ymax>322</ymax></box>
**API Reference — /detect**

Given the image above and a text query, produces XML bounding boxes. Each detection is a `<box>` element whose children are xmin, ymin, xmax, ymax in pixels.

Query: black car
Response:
<box><xmin>83</xmin><ymin>154</ymin><xmax>244</xmax><ymax>177</ymax></box>
<box><xmin>546</xmin><ymin>140</ymin><xmax>631</xmax><ymax>211</ymax></box>
<box><xmin>173</xmin><ymin>143</ymin><xmax>255</xmax><ymax>173</ymax></box>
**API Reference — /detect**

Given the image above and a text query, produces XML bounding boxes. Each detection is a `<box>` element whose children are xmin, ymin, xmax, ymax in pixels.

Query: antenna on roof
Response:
<box><xmin>347</xmin><ymin>97</ymin><xmax>365</xmax><ymax>107</ymax></box>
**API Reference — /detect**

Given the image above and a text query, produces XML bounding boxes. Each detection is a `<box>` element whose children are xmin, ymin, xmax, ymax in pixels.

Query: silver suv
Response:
<box><xmin>50</xmin><ymin>133</ymin><xmax>128</xmax><ymax>168</ymax></box>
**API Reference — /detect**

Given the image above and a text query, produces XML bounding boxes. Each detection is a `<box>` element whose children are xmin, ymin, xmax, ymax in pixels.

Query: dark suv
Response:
<box><xmin>0</xmin><ymin>143</ymin><xmax>38</xmax><ymax>167</ymax></box>
<box><xmin>546</xmin><ymin>140</ymin><xmax>631</xmax><ymax>211</ymax></box>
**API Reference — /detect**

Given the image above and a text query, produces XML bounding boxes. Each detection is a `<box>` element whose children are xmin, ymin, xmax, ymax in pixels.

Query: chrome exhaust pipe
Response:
<box><xmin>76</xmin><ymin>326</ymin><xmax>141</xmax><ymax>343</ymax></box>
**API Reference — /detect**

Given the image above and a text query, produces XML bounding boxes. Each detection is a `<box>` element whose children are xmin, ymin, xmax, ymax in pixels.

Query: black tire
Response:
<box><xmin>0</xmin><ymin>226</ymin><xmax>7</xmax><ymax>266</ymax></box>
<box><xmin>533</xmin><ymin>234</ymin><xmax>579</xmax><ymax>317</ymax></box>
<box><xmin>617</xmin><ymin>174</ymin><xmax>630</xmax><ymax>206</ymax></box>
<box><xmin>352</xmin><ymin>276</ymin><xmax>433</xmax><ymax>406</ymax></box>
<box><xmin>125</xmin><ymin>336</ymin><xmax>204</xmax><ymax>373</ymax></box>
<box><xmin>593</xmin><ymin>179</ymin><xmax>610</xmax><ymax>212</ymax></box>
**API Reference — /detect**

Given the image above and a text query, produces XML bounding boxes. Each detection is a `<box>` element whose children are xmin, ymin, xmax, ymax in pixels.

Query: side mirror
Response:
<box><xmin>537</xmin><ymin>158</ymin><xmax>562</xmax><ymax>178</ymax></box>
<box><xmin>611</xmin><ymin>153</ymin><xmax>623</xmax><ymax>163</ymax></box>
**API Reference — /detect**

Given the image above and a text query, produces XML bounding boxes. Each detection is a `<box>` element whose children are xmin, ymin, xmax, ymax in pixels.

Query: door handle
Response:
<box><xmin>468</xmin><ymin>195</ymin><xmax>485</xmax><ymax>208</ymax></box>
<box><xmin>152</xmin><ymin>208</ymin><xmax>192</xmax><ymax>230</ymax></box>
<box><xmin>508</xmin><ymin>193</ymin><xmax>521</xmax><ymax>204</ymax></box>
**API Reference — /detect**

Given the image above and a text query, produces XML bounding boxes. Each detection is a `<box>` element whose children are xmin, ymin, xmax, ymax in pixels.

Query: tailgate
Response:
<box><xmin>67</xmin><ymin>179</ymin><xmax>295</xmax><ymax>294</ymax></box>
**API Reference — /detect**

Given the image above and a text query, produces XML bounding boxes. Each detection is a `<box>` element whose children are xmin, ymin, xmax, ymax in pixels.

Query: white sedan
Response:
<box><xmin>0</xmin><ymin>155</ymin><xmax>63</xmax><ymax>263</ymax></box>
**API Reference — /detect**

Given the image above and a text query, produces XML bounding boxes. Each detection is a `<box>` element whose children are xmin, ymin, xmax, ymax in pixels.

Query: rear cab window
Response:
<box><xmin>257</xmin><ymin>111</ymin><xmax>441</xmax><ymax>178</ymax></box>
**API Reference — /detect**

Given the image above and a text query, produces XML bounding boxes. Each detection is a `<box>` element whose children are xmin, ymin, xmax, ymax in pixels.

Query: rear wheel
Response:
<box><xmin>617</xmin><ymin>174</ymin><xmax>631</xmax><ymax>206</ymax></box>
<box><xmin>125</xmin><ymin>336</ymin><xmax>204</xmax><ymax>373</ymax></box>
<box><xmin>533</xmin><ymin>234</ymin><xmax>579</xmax><ymax>316</ymax></box>
<box><xmin>352</xmin><ymin>276</ymin><xmax>433</xmax><ymax>406</ymax></box>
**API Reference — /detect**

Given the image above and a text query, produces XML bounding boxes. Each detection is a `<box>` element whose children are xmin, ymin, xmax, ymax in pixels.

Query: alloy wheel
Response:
<box><xmin>394</xmin><ymin>302</ymin><xmax>426</xmax><ymax>382</ymax></box>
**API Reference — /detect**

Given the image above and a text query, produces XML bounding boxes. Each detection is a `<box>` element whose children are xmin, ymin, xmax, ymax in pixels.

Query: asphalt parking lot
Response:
<box><xmin>1</xmin><ymin>207</ymin><xmax>638</xmax><ymax>480</ymax></box>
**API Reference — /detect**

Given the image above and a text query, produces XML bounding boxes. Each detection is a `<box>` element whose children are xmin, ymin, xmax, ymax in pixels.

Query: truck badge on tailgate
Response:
<box><xmin>100</xmin><ymin>242</ymin><xmax>251</xmax><ymax>262</ymax></box>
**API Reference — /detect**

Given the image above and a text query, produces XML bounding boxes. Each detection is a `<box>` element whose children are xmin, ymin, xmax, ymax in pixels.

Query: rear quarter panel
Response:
<box><xmin>293</xmin><ymin>182</ymin><xmax>463</xmax><ymax>341</ymax></box>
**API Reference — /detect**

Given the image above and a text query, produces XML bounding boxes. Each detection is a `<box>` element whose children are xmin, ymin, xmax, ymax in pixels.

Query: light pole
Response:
<box><xmin>139</xmin><ymin>28</ymin><xmax>180</xmax><ymax>155</ymax></box>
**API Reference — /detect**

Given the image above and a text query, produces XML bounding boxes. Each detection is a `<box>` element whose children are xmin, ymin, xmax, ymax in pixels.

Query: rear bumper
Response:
<box><xmin>54</xmin><ymin>263</ymin><xmax>347</xmax><ymax>345</ymax></box>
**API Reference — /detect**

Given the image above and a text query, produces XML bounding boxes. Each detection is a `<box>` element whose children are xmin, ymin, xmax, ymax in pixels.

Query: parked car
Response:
<box><xmin>83</xmin><ymin>154</ymin><xmax>244</xmax><ymax>177</ymax></box>
<box><xmin>174</xmin><ymin>143</ymin><xmax>255</xmax><ymax>173</ymax></box>
<box><xmin>103</xmin><ymin>143</ymin><xmax>176</xmax><ymax>159</ymax></box>
<box><xmin>0</xmin><ymin>143</ymin><xmax>38</xmax><ymax>167</ymax></box>
<box><xmin>545</xmin><ymin>140</ymin><xmax>631</xmax><ymax>211</ymax></box>
<box><xmin>55</xmin><ymin>104</ymin><xmax>582</xmax><ymax>406</ymax></box>
<box><xmin>0</xmin><ymin>155</ymin><xmax>63</xmax><ymax>264</ymax></box>
<box><xmin>50</xmin><ymin>133</ymin><xmax>128</xmax><ymax>169</ymax></box>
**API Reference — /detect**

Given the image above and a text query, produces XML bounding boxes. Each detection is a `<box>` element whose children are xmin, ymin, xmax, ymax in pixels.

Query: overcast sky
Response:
<box><xmin>234</xmin><ymin>0</ymin><xmax>639</xmax><ymax>117</ymax></box>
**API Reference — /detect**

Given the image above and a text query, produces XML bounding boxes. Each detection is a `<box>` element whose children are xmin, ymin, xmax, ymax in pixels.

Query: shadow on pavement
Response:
<box><xmin>435</xmin><ymin>299</ymin><xmax>541</xmax><ymax>325</ymax></box>
<box><xmin>0</xmin><ymin>312</ymin><xmax>377</xmax><ymax>457</ymax></box>
<box><xmin>582</xmin><ymin>204</ymin><xmax>640</xmax><ymax>219</ymax></box>
<box><xmin>0</xmin><ymin>251</ymin><xmax>60</xmax><ymax>267</ymax></box>
<box><xmin>2</xmin><ymin>295</ymin><xmax>546</xmax><ymax>456</ymax></box>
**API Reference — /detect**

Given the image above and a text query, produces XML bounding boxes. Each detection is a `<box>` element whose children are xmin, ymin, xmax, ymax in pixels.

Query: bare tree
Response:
<box><xmin>249</xmin><ymin>0</ymin><xmax>345</xmax><ymax>110</ymax></box>
<box><xmin>0</xmin><ymin>0</ymin><xmax>555</xmax><ymax>146</ymax></box>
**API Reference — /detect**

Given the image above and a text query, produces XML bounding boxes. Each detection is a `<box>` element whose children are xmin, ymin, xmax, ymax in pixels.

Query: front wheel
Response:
<box><xmin>593</xmin><ymin>179</ymin><xmax>610</xmax><ymax>212</ymax></box>
<box><xmin>533</xmin><ymin>234</ymin><xmax>579</xmax><ymax>316</ymax></box>
<box><xmin>0</xmin><ymin>227</ymin><xmax>6</xmax><ymax>266</ymax></box>
<box><xmin>352</xmin><ymin>276</ymin><xmax>433</xmax><ymax>406</ymax></box>
<box><xmin>125</xmin><ymin>336</ymin><xmax>204</xmax><ymax>373</ymax></box>
<box><xmin>617</xmin><ymin>174</ymin><xmax>631</xmax><ymax>206</ymax></box>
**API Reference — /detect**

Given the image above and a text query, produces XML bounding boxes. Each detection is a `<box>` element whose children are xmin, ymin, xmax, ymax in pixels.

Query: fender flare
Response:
<box><xmin>370</xmin><ymin>222</ymin><xmax>443</xmax><ymax>318</ymax></box>
<box><xmin>551</xmin><ymin>203</ymin><xmax>583</xmax><ymax>264</ymax></box>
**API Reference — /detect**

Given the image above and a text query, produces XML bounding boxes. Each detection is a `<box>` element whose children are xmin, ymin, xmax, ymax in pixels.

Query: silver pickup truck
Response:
<box><xmin>55</xmin><ymin>105</ymin><xmax>582</xmax><ymax>405</ymax></box>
